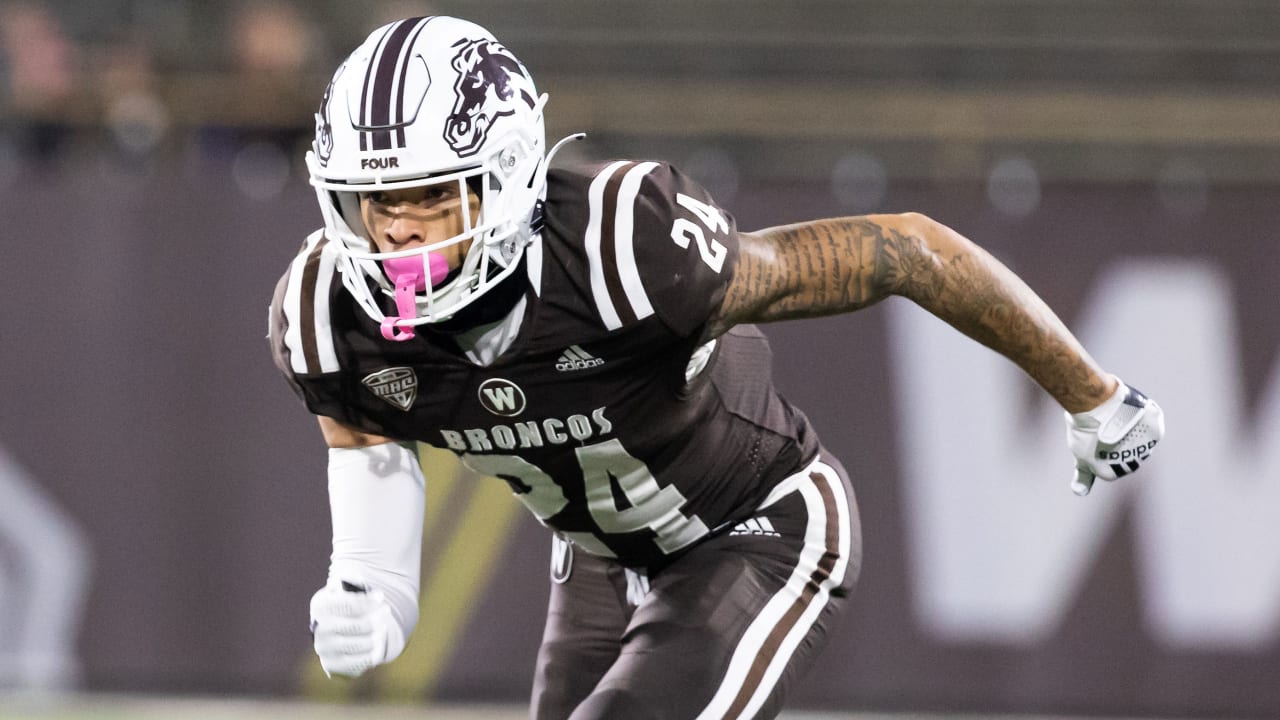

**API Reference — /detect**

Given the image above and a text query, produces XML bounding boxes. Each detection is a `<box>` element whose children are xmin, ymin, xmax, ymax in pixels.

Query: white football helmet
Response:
<box><xmin>306</xmin><ymin>16</ymin><xmax>568</xmax><ymax>339</ymax></box>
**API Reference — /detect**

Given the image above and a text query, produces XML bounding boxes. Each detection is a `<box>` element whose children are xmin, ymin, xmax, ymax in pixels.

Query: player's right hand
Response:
<box><xmin>308</xmin><ymin>579</ymin><xmax>403</xmax><ymax>677</ymax></box>
<box><xmin>1065</xmin><ymin>379</ymin><xmax>1165</xmax><ymax>496</ymax></box>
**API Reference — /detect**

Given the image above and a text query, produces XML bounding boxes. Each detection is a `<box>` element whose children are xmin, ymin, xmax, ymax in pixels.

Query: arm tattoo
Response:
<box><xmin>715</xmin><ymin>217</ymin><xmax>930</xmax><ymax>328</ymax></box>
<box><xmin>712</xmin><ymin>214</ymin><xmax>1113</xmax><ymax>411</ymax></box>
<box><xmin>894</xmin><ymin>224</ymin><xmax>1112</xmax><ymax>411</ymax></box>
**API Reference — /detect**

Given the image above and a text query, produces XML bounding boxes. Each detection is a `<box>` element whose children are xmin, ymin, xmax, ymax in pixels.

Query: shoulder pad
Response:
<box><xmin>578</xmin><ymin>161</ymin><xmax>739</xmax><ymax>337</ymax></box>
<box><xmin>268</xmin><ymin>230</ymin><xmax>345</xmax><ymax>378</ymax></box>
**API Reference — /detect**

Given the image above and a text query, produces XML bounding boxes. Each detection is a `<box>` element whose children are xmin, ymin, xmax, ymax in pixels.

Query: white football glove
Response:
<box><xmin>1065</xmin><ymin>379</ymin><xmax>1165</xmax><ymax>496</ymax></box>
<box><xmin>309</xmin><ymin>578</ymin><xmax>407</xmax><ymax>678</ymax></box>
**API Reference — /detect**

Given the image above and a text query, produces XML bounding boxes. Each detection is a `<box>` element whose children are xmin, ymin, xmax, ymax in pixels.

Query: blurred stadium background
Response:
<box><xmin>1</xmin><ymin>1</ymin><xmax>1277</xmax><ymax>718</ymax></box>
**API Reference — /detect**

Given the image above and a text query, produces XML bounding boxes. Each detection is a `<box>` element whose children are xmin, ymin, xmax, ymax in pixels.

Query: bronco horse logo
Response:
<box><xmin>314</xmin><ymin>74</ymin><xmax>337</xmax><ymax>166</ymax></box>
<box><xmin>444</xmin><ymin>38</ymin><xmax>536</xmax><ymax>157</ymax></box>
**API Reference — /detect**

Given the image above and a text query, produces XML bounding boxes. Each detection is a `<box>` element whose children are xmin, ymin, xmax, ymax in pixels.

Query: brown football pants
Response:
<box><xmin>531</xmin><ymin>454</ymin><xmax>862</xmax><ymax>720</ymax></box>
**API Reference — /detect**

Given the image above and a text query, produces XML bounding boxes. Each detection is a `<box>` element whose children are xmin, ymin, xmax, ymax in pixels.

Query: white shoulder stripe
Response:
<box><xmin>585</xmin><ymin>160</ymin><xmax>632</xmax><ymax>330</ymax></box>
<box><xmin>282</xmin><ymin>238</ymin><xmax>315</xmax><ymax>375</ymax></box>
<box><xmin>312</xmin><ymin>243</ymin><xmax>340</xmax><ymax>373</ymax></box>
<box><xmin>612</xmin><ymin>161</ymin><xmax>659</xmax><ymax>324</ymax></box>
<box><xmin>282</xmin><ymin>232</ymin><xmax>340</xmax><ymax>375</ymax></box>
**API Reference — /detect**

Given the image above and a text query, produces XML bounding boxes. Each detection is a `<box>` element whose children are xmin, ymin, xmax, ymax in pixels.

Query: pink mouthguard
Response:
<box><xmin>379</xmin><ymin>253</ymin><xmax>450</xmax><ymax>342</ymax></box>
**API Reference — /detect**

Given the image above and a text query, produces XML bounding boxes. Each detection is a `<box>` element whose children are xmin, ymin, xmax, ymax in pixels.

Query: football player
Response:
<box><xmin>269</xmin><ymin>16</ymin><xmax>1165</xmax><ymax>720</ymax></box>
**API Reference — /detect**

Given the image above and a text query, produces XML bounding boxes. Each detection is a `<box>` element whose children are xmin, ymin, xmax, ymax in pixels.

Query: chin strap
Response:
<box><xmin>379</xmin><ymin>253</ymin><xmax>449</xmax><ymax>342</ymax></box>
<box><xmin>380</xmin><ymin>275</ymin><xmax>419</xmax><ymax>342</ymax></box>
<box><xmin>536</xmin><ymin>132</ymin><xmax>585</xmax><ymax>192</ymax></box>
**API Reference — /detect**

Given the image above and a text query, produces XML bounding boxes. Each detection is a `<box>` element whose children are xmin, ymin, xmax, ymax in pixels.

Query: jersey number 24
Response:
<box><xmin>462</xmin><ymin>438</ymin><xmax>710</xmax><ymax>558</ymax></box>
<box><xmin>670</xmin><ymin>193</ymin><xmax>728</xmax><ymax>273</ymax></box>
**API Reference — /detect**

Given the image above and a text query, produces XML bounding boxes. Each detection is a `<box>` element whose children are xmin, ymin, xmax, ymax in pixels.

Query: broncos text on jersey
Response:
<box><xmin>269</xmin><ymin>161</ymin><xmax>821</xmax><ymax>568</ymax></box>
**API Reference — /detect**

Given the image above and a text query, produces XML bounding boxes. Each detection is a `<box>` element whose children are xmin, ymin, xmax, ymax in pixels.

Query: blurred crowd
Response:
<box><xmin>0</xmin><ymin>0</ymin><xmax>432</xmax><ymax>171</ymax></box>
<box><xmin>4</xmin><ymin>1</ymin><xmax>1276</xmax><ymax>199</ymax></box>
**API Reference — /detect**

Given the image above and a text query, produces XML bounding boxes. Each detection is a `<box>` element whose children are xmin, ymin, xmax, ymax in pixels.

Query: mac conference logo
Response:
<box><xmin>362</xmin><ymin>367</ymin><xmax>417</xmax><ymax>411</ymax></box>
<box><xmin>478</xmin><ymin>378</ymin><xmax>526</xmax><ymax>417</ymax></box>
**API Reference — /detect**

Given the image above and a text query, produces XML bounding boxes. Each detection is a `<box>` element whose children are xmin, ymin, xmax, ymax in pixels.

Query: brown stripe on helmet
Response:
<box><xmin>357</xmin><ymin>21</ymin><xmax>397</xmax><ymax>152</ymax></box>
<box><xmin>600</xmin><ymin>161</ymin><xmax>638</xmax><ymax>327</ymax></box>
<box><xmin>723</xmin><ymin>471</ymin><xmax>840</xmax><ymax>719</ymax></box>
<box><xmin>368</xmin><ymin>18</ymin><xmax>421</xmax><ymax>151</ymax></box>
<box><xmin>393</xmin><ymin>17</ymin><xmax>434</xmax><ymax>148</ymax></box>
<box><xmin>298</xmin><ymin>238</ymin><xmax>329</xmax><ymax>374</ymax></box>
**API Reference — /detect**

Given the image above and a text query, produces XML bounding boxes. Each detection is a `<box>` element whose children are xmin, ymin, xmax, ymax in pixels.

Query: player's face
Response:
<box><xmin>358</xmin><ymin>182</ymin><xmax>481</xmax><ymax>269</ymax></box>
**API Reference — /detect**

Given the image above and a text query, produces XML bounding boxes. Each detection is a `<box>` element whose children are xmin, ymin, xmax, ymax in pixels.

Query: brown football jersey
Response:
<box><xmin>270</xmin><ymin>160</ymin><xmax>821</xmax><ymax>567</ymax></box>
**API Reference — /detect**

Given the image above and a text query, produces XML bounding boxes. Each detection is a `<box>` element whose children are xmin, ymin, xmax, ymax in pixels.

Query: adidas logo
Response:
<box><xmin>729</xmin><ymin>517</ymin><xmax>780</xmax><ymax>538</ymax></box>
<box><xmin>555</xmin><ymin>345</ymin><xmax>605</xmax><ymax>372</ymax></box>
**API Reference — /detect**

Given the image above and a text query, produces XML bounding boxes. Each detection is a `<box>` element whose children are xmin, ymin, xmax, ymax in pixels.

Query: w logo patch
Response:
<box><xmin>477</xmin><ymin>378</ymin><xmax>526</xmax><ymax>417</ymax></box>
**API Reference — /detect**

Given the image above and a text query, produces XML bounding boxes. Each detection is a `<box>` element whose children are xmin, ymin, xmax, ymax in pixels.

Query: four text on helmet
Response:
<box><xmin>361</xmin><ymin>157</ymin><xmax>401</xmax><ymax>170</ymax></box>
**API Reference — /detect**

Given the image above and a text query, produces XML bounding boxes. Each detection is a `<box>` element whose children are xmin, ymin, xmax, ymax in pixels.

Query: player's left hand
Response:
<box><xmin>308</xmin><ymin>579</ymin><xmax>405</xmax><ymax>678</ymax></box>
<box><xmin>1065</xmin><ymin>379</ymin><xmax>1165</xmax><ymax>496</ymax></box>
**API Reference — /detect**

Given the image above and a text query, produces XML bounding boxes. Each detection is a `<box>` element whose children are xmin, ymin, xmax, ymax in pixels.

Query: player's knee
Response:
<box><xmin>570</xmin><ymin>686</ymin><xmax>667</xmax><ymax>720</ymax></box>
<box><xmin>533</xmin><ymin>637</ymin><xmax>617</xmax><ymax>719</ymax></box>
<box><xmin>535</xmin><ymin>637</ymin><xmax>603</xmax><ymax>684</ymax></box>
